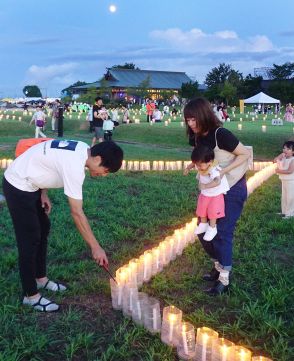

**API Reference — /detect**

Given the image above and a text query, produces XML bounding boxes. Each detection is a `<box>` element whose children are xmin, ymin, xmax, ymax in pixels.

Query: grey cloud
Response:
<box><xmin>279</xmin><ymin>30</ymin><xmax>294</xmax><ymax>37</ymax></box>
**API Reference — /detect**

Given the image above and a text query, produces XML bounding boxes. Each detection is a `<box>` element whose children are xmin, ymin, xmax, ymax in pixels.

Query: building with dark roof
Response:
<box><xmin>72</xmin><ymin>68</ymin><xmax>200</xmax><ymax>100</ymax></box>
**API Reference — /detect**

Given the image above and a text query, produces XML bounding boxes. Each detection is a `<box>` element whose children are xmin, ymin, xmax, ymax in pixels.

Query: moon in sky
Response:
<box><xmin>109</xmin><ymin>5</ymin><xmax>117</xmax><ymax>13</ymax></box>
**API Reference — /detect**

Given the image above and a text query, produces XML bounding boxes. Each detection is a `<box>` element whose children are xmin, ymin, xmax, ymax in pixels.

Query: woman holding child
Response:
<box><xmin>184</xmin><ymin>98</ymin><xmax>250</xmax><ymax>295</ymax></box>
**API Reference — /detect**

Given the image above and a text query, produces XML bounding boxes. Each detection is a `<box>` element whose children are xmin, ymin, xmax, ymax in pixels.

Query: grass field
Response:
<box><xmin>0</xmin><ymin>110</ymin><xmax>294</xmax><ymax>360</ymax></box>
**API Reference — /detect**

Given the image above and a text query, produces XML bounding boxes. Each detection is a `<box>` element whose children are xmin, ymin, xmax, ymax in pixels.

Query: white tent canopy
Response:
<box><xmin>244</xmin><ymin>92</ymin><xmax>280</xmax><ymax>104</ymax></box>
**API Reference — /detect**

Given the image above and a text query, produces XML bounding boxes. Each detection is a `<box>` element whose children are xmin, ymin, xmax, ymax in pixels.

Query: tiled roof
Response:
<box><xmin>74</xmin><ymin>68</ymin><xmax>193</xmax><ymax>90</ymax></box>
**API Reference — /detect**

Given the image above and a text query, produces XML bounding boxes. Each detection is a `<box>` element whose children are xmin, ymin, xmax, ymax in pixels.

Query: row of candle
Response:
<box><xmin>108</xmin><ymin>164</ymin><xmax>277</xmax><ymax>360</ymax></box>
<box><xmin>161</xmin><ymin>308</ymin><xmax>272</xmax><ymax>361</ymax></box>
<box><xmin>0</xmin><ymin>114</ymin><xmax>22</xmax><ymax>121</ymax></box>
<box><xmin>0</xmin><ymin>158</ymin><xmax>275</xmax><ymax>173</ymax></box>
<box><xmin>109</xmin><ymin>215</ymin><xmax>273</xmax><ymax>360</ymax></box>
<box><xmin>0</xmin><ymin>159</ymin><xmax>13</xmax><ymax>169</ymax></box>
<box><xmin>237</xmin><ymin>123</ymin><xmax>293</xmax><ymax>133</ymax></box>
<box><xmin>120</xmin><ymin>160</ymin><xmax>273</xmax><ymax>172</ymax></box>
<box><xmin>121</xmin><ymin>160</ymin><xmax>187</xmax><ymax>171</ymax></box>
<box><xmin>247</xmin><ymin>163</ymin><xmax>276</xmax><ymax>196</ymax></box>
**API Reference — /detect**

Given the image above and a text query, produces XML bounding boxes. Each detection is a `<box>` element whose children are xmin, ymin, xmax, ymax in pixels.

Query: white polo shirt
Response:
<box><xmin>5</xmin><ymin>139</ymin><xmax>89</xmax><ymax>200</ymax></box>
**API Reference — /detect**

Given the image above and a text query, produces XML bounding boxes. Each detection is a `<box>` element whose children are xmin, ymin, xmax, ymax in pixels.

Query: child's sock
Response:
<box><xmin>218</xmin><ymin>269</ymin><xmax>230</xmax><ymax>286</ymax></box>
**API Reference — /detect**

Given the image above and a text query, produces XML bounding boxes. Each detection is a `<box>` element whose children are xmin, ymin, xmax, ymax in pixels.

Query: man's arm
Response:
<box><xmin>68</xmin><ymin>197</ymin><xmax>108</xmax><ymax>266</ymax></box>
<box><xmin>41</xmin><ymin>189</ymin><xmax>52</xmax><ymax>214</ymax></box>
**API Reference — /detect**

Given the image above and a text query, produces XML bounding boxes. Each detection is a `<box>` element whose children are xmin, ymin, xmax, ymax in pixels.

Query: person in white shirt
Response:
<box><xmin>3</xmin><ymin>140</ymin><xmax>123</xmax><ymax>312</ymax></box>
<box><xmin>103</xmin><ymin>117</ymin><xmax>115</xmax><ymax>141</ymax></box>
<box><xmin>152</xmin><ymin>106</ymin><xmax>162</xmax><ymax>122</ymax></box>
<box><xmin>184</xmin><ymin>145</ymin><xmax>229</xmax><ymax>241</ymax></box>
<box><xmin>163</xmin><ymin>105</ymin><xmax>169</xmax><ymax>115</ymax></box>
<box><xmin>274</xmin><ymin>141</ymin><xmax>294</xmax><ymax>218</ymax></box>
<box><xmin>29</xmin><ymin>106</ymin><xmax>47</xmax><ymax>138</ymax></box>
<box><xmin>111</xmin><ymin>107</ymin><xmax>119</xmax><ymax>123</ymax></box>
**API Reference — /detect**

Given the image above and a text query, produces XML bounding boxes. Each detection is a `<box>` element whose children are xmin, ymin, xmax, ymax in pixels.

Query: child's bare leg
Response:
<box><xmin>209</xmin><ymin>218</ymin><xmax>217</xmax><ymax>227</ymax></box>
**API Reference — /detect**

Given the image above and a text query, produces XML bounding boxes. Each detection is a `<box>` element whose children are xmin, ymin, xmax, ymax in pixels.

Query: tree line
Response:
<box><xmin>23</xmin><ymin>62</ymin><xmax>294</xmax><ymax>105</ymax></box>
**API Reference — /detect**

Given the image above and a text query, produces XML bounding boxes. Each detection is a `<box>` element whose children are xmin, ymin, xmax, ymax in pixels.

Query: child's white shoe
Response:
<box><xmin>203</xmin><ymin>226</ymin><xmax>217</xmax><ymax>241</ymax></box>
<box><xmin>195</xmin><ymin>222</ymin><xmax>209</xmax><ymax>235</ymax></box>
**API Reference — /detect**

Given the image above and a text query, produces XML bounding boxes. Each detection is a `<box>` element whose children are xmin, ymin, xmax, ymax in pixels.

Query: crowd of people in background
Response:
<box><xmin>7</xmin><ymin>94</ymin><xmax>294</xmax><ymax>141</ymax></box>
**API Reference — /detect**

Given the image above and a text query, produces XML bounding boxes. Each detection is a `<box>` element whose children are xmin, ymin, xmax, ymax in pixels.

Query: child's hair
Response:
<box><xmin>191</xmin><ymin>145</ymin><xmax>215</xmax><ymax>164</ymax></box>
<box><xmin>283</xmin><ymin>141</ymin><xmax>294</xmax><ymax>151</ymax></box>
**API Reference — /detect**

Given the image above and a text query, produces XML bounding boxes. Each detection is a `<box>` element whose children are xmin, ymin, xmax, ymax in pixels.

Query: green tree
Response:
<box><xmin>97</xmin><ymin>78</ymin><xmax>112</xmax><ymax>100</ymax></box>
<box><xmin>112</xmin><ymin>63</ymin><xmax>140</xmax><ymax>70</ymax></box>
<box><xmin>23</xmin><ymin>85</ymin><xmax>42</xmax><ymax>97</ymax></box>
<box><xmin>61</xmin><ymin>81</ymin><xmax>87</xmax><ymax>97</ymax></box>
<box><xmin>205</xmin><ymin>63</ymin><xmax>242</xmax><ymax>88</ymax></box>
<box><xmin>77</xmin><ymin>87</ymin><xmax>99</xmax><ymax>104</ymax></box>
<box><xmin>269</xmin><ymin>62</ymin><xmax>294</xmax><ymax>80</ymax></box>
<box><xmin>220</xmin><ymin>81</ymin><xmax>237</xmax><ymax>105</ymax></box>
<box><xmin>239</xmin><ymin>74</ymin><xmax>262</xmax><ymax>99</ymax></box>
<box><xmin>267</xmin><ymin>80</ymin><xmax>294</xmax><ymax>103</ymax></box>
<box><xmin>179</xmin><ymin>81</ymin><xmax>200</xmax><ymax>99</ymax></box>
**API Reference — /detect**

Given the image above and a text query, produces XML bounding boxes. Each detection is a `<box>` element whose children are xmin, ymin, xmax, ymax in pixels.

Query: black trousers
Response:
<box><xmin>3</xmin><ymin>177</ymin><xmax>50</xmax><ymax>296</ymax></box>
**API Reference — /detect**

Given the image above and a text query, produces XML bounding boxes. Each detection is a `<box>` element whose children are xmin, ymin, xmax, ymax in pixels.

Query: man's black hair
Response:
<box><xmin>91</xmin><ymin>141</ymin><xmax>123</xmax><ymax>173</ymax></box>
<box><xmin>283</xmin><ymin>140</ymin><xmax>294</xmax><ymax>151</ymax></box>
<box><xmin>191</xmin><ymin>144</ymin><xmax>215</xmax><ymax>163</ymax></box>
<box><xmin>95</xmin><ymin>96</ymin><xmax>103</xmax><ymax>102</ymax></box>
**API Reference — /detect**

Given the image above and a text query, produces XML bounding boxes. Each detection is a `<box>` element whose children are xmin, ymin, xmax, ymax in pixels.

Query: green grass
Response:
<box><xmin>0</xmin><ymin>110</ymin><xmax>294</xmax><ymax>360</ymax></box>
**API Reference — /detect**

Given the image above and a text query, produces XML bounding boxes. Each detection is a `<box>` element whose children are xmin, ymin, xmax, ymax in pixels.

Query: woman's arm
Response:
<box><xmin>200</xmin><ymin>176</ymin><xmax>221</xmax><ymax>190</ymax></box>
<box><xmin>220</xmin><ymin>142</ymin><xmax>250</xmax><ymax>176</ymax></box>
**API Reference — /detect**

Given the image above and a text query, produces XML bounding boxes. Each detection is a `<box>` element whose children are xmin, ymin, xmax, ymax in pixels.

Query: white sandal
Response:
<box><xmin>23</xmin><ymin>295</ymin><xmax>59</xmax><ymax>312</ymax></box>
<box><xmin>37</xmin><ymin>280</ymin><xmax>67</xmax><ymax>292</ymax></box>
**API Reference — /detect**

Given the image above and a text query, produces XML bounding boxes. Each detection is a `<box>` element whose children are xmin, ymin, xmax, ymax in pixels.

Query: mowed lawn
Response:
<box><xmin>0</xmin><ymin>110</ymin><xmax>294</xmax><ymax>360</ymax></box>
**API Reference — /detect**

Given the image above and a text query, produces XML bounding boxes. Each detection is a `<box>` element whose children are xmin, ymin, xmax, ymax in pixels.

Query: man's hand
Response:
<box><xmin>91</xmin><ymin>244</ymin><xmax>109</xmax><ymax>267</ymax></box>
<box><xmin>41</xmin><ymin>190</ymin><xmax>51</xmax><ymax>214</ymax></box>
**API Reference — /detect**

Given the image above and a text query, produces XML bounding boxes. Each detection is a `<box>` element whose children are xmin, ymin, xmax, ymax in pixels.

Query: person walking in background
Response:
<box><xmin>274</xmin><ymin>141</ymin><xmax>294</xmax><ymax>218</ymax></box>
<box><xmin>91</xmin><ymin>97</ymin><xmax>104</xmax><ymax>146</ymax></box>
<box><xmin>184</xmin><ymin>97</ymin><xmax>250</xmax><ymax>295</ymax></box>
<box><xmin>3</xmin><ymin>140</ymin><xmax>123</xmax><ymax>312</ymax></box>
<box><xmin>184</xmin><ymin>145</ymin><xmax>230</xmax><ymax>241</ymax></box>
<box><xmin>29</xmin><ymin>105</ymin><xmax>47</xmax><ymax>138</ymax></box>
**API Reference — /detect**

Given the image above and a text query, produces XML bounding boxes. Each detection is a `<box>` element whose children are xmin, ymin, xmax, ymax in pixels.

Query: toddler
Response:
<box><xmin>274</xmin><ymin>141</ymin><xmax>294</xmax><ymax>218</ymax></box>
<box><xmin>185</xmin><ymin>145</ymin><xmax>230</xmax><ymax>241</ymax></box>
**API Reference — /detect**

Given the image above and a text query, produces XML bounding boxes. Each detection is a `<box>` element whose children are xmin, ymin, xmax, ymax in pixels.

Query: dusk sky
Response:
<box><xmin>1</xmin><ymin>0</ymin><xmax>294</xmax><ymax>97</ymax></box>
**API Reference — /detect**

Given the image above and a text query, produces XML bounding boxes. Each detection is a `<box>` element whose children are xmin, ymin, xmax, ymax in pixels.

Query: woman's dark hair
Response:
<box><xmin>95</xmin><ymin>96</ymin><xmax>102</xmax><ymax>102</ymax></box>
<box><xmin>184</xmin><ymin>97</ymin><xmax>222</xmax><ymax>138</ymax></box>
<box><xmin>283</xmin><ymin>140</ymin><xmax>294</xmax><ymax>151</ymax></box>
<box><xmin>91</xmin><ymin>141</ymin><xmax>123</xmax><ymax>173</ymax></box>
<box><xmin>191</xmin><ymin>145</ymin><xmax>215</xmax><ymax>164</ymax></box>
